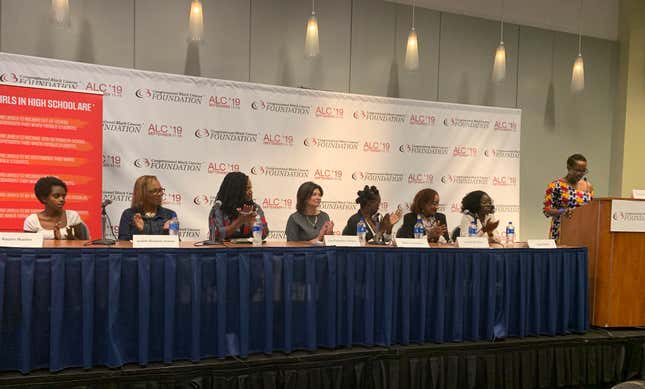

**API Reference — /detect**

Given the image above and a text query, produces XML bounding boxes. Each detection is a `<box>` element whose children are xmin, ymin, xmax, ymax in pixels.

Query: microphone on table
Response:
<box><xmin>88</xmin><ymin>199</ymin><xmax>116</xmax><ymax>245</ymax></box>
<box><xmin>194</xmin><ymin>200</ymin><xmax>225</xmax><ymax>246</ymax></box>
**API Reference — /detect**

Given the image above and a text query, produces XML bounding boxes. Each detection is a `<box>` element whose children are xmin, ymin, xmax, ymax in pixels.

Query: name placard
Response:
<box><xmin>133</xmin><ymin>235</ymin><xmax>180</xmax><ymax>248</ymax></box>
<box><xmin>528</xmin><ymin>239</ymin><xmax>557</xmax><ymax>249</ymax></box>
<box><xmin>0</xmin><ymin>233</ymin><xmax>44</xmax><ymax>248</ymax></box>
<box><xmin>632</xmin><ymin>189</ymin><xmax>645</xmax><ymax>200</ymax></box>
<box><xmin>394</xmin><ymin>238</ymin><xmax>429</xmax><ymax>248</ymax></box>
<box><xmin>324</xmin><ymin>235</ymin><xmax>362</xmax><ymax>247</ymax></box>
<box><xmin>456</xmin><ymin>237</ymin><xmax>489</xmax><ymax>248</ymax></box>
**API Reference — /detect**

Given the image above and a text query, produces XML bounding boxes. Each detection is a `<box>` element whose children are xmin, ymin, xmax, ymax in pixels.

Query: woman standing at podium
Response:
<box><xmin>543</xmin><ymin>154</ymin><xmax>594</xmax><ymax>240</ymax></box>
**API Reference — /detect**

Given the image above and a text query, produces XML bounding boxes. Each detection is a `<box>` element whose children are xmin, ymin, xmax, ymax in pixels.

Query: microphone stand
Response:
<box><xmin>89</xmin><ymin>204</ymin><xmax>116</xmax><ymax>245</ymax></box>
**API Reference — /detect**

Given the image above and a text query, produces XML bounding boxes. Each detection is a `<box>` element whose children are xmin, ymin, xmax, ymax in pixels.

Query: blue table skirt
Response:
<box><xmin>0</xmin><ymin>246</ymin><xmax>588</xmax><ymax>373</ymax></box>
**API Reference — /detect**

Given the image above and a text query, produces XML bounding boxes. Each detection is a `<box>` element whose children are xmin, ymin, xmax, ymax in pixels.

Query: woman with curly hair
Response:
<box><xmin>342</xmin><ymin>185</ymin><xmax>402</xmax><ymax>243</ymax></box>
<box><xmin>397</xmin><ymin>188</ymin><xmax>449</xmax><ymax>243</ymax></box>
<box><xmin>457</xmin><ymin>190</ymin><xmax>500</xmax><ymax>242</ymax></box>
<box><xmin>23</xmin><ymin>176</ymin><xmax>86</xmax><ymax>239</ymax></box>
<box><xmin>208</xmin><ymin>171</ymin><xmax>268</xmax><ymax>241</ymax></box>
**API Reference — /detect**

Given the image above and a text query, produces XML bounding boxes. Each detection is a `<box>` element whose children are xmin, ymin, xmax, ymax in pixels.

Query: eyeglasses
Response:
<box><xmin>569</xmin><ymin>168</ymin><xmax>589</xmax><ymax>174</ymax></box>
<box><xmin>148</xmin><ymin>187</ymin><xmax>165</xmax><ymax>195</ymax></box>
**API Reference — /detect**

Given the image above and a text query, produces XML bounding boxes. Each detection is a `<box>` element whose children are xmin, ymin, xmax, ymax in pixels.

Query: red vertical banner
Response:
<box><xmin>0</xmin><ymin>83</ymin><xmax>102</xmax><ymax>237</ymax></box>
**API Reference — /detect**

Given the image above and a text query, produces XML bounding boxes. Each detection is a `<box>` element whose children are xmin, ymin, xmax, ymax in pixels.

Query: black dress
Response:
<box><xmin>396</xmin><ymin>212</ymin><xmax>450</xmax><ymax>242</ymax></box>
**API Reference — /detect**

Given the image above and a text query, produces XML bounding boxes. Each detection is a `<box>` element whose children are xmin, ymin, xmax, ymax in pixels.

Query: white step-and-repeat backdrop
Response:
<box><xmin>0</xmin><ymin>53</ymin><xmax>521</xmax><ymax>241</ymax></box>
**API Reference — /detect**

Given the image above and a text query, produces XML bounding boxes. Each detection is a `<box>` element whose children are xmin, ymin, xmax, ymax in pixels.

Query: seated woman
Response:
<box><xmin>23</xmin><ymin>176</ymin><xmax>85</xmax><ymax>239</ymax></box>
<box><xmin>457</xmin><ymin>190</ymin><xmax>500</xmax><ymax>242</ymax></box>
<box><xmin>341</xmin><ymin>185</ymin><xmax>402</xmax><ymax>243</ymax></box>
<box><xmin>286</xmin><ymin>181</ymin><xmax>334</xmax><ymax>243</ymax></box>
<box><xmin>118</xmin><ymin>175</ymin><xmax>177</xmax><ymax>240</ymax></box>
<box><xmin>396</xmin><ymin>188</ymin><xmax>450</xmax><ymax>243</ymax></box>
<box><xmin>208</xmin><ymin>171</ymin><xmax>268</xmax><ymax>241</ymax></box>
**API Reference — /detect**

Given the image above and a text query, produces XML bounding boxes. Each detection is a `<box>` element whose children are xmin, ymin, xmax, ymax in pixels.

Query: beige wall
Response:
<box><xmin>615</xmin><ymin>0</ymin><xmax>645</xmax><ymax>197</ymax></box>
<box><xmin>0</xmin><ymin>0</ymin><xmax>620</xmax><ymax>239</ymax></box>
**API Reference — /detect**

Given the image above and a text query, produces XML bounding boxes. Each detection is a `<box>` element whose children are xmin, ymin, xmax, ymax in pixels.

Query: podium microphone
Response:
<box><xmin>194</xmin><ymin>200</ymin><xmax>225</xmax><ymax>246</ymax></box>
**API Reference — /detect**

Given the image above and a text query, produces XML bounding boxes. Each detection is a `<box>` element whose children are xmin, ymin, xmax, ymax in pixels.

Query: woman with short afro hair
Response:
<box><xmin>23</xmin><ymin>176</ymin><xmax>85</xmax><ymax>239</ymax></box>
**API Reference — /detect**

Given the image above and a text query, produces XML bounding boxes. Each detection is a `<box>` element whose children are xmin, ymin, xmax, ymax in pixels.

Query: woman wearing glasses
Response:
<box><xmin>543</xmin><ymin>154</ymin><xmax>594</xmax><ymax>240</ymax></box>
<box><xmin>118</xmin><ymin>175</ymin><xmax>177</xmax><ymax>240</ymax></box>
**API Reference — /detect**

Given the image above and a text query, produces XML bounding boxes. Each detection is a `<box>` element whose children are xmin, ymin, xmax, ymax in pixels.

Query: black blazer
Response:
<box><xmin>396</xmin><ymin>212</ymin><xmax>450</xmax><ymax>242</ymax></box>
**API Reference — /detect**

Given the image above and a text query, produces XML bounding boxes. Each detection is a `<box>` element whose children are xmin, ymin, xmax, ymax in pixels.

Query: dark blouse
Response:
<box><xmin>118</xmin><ymin>206</ymin><xmax>177</xmax><ymax>240</ymax></box>
<box><xmin>208</xmin><ymin>202</ymin><xmax>269</xmax><ymax>241</ymax></box>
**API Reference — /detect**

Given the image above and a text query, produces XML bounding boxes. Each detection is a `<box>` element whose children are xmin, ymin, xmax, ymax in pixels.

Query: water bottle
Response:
<box><xmin>468</xmin><ymin>220</ymin><xmax>478</xmax><ymax>237</ymax></box>
<box><xmin>505</xmin><ymin>221</ymin><xmax>515</xmax><ymax>245</ymax></box>
<box><xmin>168</xmin><ymin>217</ymin><xmax>180</xmax><ymax>236</ymax></box>
<box><xmin>413</xmin><ymin>216</ymin><xmax>425</xmax><ymax>239</ymax></box>
<box><xmin>357</xmin><ymin>218</ymin><xmax>367</xmax><ymax>245</ymax></box>
<box><xmin>252</xmin><ymin>214</ymin><xmax>263</xmax><ymax>246</ymax></box>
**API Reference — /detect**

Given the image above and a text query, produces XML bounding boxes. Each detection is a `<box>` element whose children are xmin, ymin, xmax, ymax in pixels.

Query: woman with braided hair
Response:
<box><xmin>341</xmin><ymin>185</ymin><xmax>402</xmax><ymax>243</ymax></box>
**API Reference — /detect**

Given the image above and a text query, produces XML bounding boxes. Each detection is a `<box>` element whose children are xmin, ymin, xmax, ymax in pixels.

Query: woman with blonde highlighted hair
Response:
<box><xmin>117</xmin><ymin>175</ymin><xmax>177</xmax><ymax>240</ymax></box>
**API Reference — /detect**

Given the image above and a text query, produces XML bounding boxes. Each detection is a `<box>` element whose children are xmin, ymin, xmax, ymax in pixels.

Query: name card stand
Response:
<box><xmin>0</xmin><ymin>232</ymin><xmax>44</xmax><ymax>248</ymax></box>
<box><xmin>133</xmin><ymin>235</ymin><xmax>180</xmax><ymax>248</ymax></box>
<box><xmin>394</xmin><ymin>238</ymin><xmax>429</xmax><ymax>248</ymax></box>
<box><xmin>456</xmin><ymin>237</ymin><xmax>490</xmax><ymax>248</ymax></box>
<box><xmin>324</xmin><ymin>235</ymin><xmax>362</xmax><ymax>247</ymax></box>
<box><xmin>527</xmin><ymin>239</ymin><xmax>557</xmax><ymax>249</ymax></box>
<box><xmin>633</xmin><ymin>189</ymin><xmax>645</xmax><ymax>199</ymax></box>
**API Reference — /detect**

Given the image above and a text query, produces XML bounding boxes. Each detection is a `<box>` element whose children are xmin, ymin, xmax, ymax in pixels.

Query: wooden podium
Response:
<box><xmin>559</xmin><ymin>198</ymin><xmax>645</xmax><ymax>327</ymax></box>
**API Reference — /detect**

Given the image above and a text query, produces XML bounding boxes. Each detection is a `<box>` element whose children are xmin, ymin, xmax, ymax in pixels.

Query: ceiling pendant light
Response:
<box><xmin>188</xmin><ymin>0</ymin><xmax>204</xmax><ymax>42</ymax></box>
<box><xmin>404</xmin><ymin>0</ymin><xmax>419</xmax><ymax>71</ymax></box>
<box><xmin>51</xmin><ymin>0</ymin><xmax>70</xmax><ymax>27</ymax></box>
<box><xmin>492</xmin><ymin>0</ymin><xmax>506</xmax><ymax>82</ymax></box>
<box><xmin>305</xmin><ymin>0</ymin><xmax>320</xmax><ymax>58</ymax></box>
<box><xmin>571</xmin><ymin>0</ymin><xmax>585</xmax><ymax>93</ymax></box>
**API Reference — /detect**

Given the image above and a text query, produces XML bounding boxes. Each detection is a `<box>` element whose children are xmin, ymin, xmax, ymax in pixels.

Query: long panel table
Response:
<box><xmin>0</xmin><ymin>242</ymin><xmax>588</xmax><ymax>373</ymax></box>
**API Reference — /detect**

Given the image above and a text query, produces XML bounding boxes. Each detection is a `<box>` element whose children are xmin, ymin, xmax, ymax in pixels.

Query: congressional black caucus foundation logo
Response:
<box><xmin>304</xmin><ymin>137</ymin><xmax>359</xmax><ymax>151</ymax></box>
<box><xmin>440</xmin><ymin>175</ymin><xmax>489</xmax><ymax>185</ymax></box>
<box><xmin>352</xmin><ymin>110</ymin><xmax>406</xmax><ymax>123</ymax></box>
<box><xmin>612</xmin><ymin>211</ymin><xmax>645</xmax><ymax>222</ymax></box>
<box><xmin>194</xmin><ymin>129</ymin><xmax>258</xmax><ymax>143</ymax></box>
<box><xmin>135</xmin><ymin>88</ymin><xmax>203</xmax><ymax>104</ymax></box>
<box><xmin>193</xmin><ymin>194</ymin><xmax>217</xmax><ymax>206</ymax></box>
<box><xmin>484</xmin><ymin>149</ymin><xmax>520</xmax><ymax>158</ymax></box>
<box><xmin>399</xmin><ymin>144</ymin><xmax>450</xmax><ymax>155</ymax></box>
<box><xmin>103</xmin><ymin>120</ymin><xmax>142</xmax><ymax>134</ymax></box>
<box><xmin>251</xmin><ymin>100</ymin><xmax>310</xmax><ymax>115</ymax></box>
<box><xmin>351</xmin><ymin>171</ymin><xmax>403</xmax><ymax>183</ymax></box>
<box><xmin>133</xmin><ymin>158</ymin><xmax>203</xmax><ymax>172</ymax></box>
<box><xmin>442</xmin><ymin>117</ymin><xmax>490</xmax><ymax>129</ymax></box>
<box><xmin>1</xmin><ymin>72</ymin><xmax>79</xmax><ymax>89</ymax></box>
<box><xmin>250</xmin><ymin>166</ymin><xmax>309</xmax><ymax>178</ymax></box>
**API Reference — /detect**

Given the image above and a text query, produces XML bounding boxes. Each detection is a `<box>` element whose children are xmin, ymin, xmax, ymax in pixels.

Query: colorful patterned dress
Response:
<box><xmin>543</xmin><ymin>178</ymin><xmax>593</xmax><ymax>240</ymax></box>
